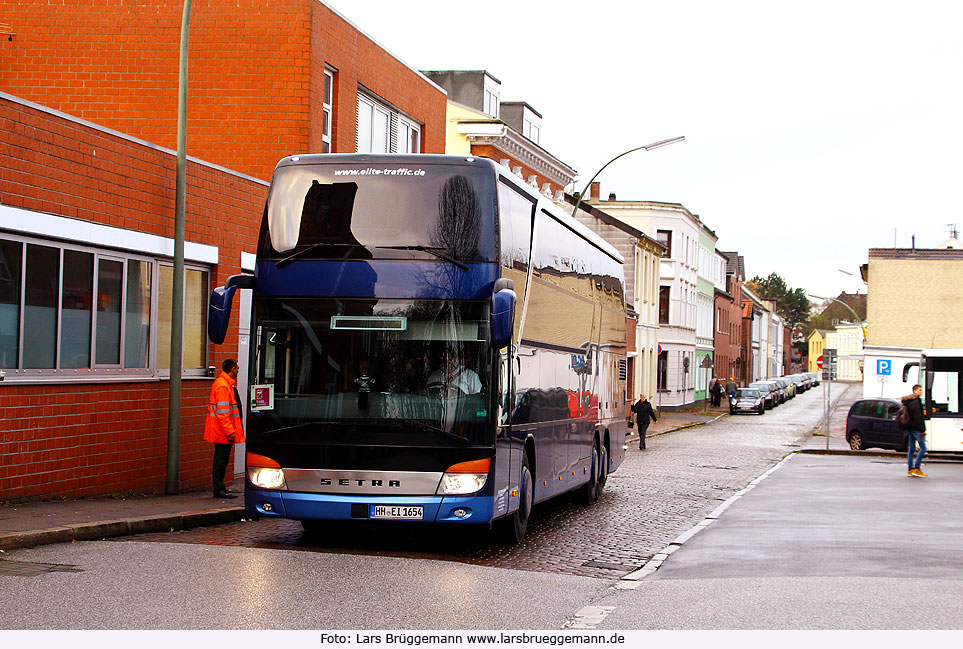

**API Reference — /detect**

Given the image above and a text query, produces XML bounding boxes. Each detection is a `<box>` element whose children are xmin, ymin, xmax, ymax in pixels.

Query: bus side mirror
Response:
<box><xmin>903</xmin><ymin>362</ymin><xmax>919</xmax><ymax>383</ymax></box>
<box><xmin>490</xmin><ymin>279</ymin><xmax>516</xmax><ymax>350</ymax></box>
<box><xmin>208</xmin><ymin>274</ymin><xmax>254</xmax><ymax>345</ymax></box>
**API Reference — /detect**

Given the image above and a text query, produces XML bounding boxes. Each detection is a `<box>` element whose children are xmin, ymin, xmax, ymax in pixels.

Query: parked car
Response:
<box><xmin>789</xmin><ymin>374</ymin><xmax>810</xmax><ymax>393</ymax></box>
<box><xmin>730</xmin><ymin>387</ymin><xmax>766</xmax><ymax>415</ymax></box>
<box><xmin>777</xmin><ymin>377</ymin><xmax>795</xmax><ymax>399</ymax></box>
<box><xmin>807</xmin><ymin>371</ymin><xmax>820</xmax><ymax>387</ymax></box>
<box><xmin>845</xmin><ymin>398</ymin><xmax>906</xmax><ymax>451</ymax></box>
<box><xmin>764</xmin><ymin>379</ymin><xmax>786</xmax><ymax>404</ymax></box>
<box><xmin>748</xmin><ymin>382</ymin><xmax>777</xmax><ymax>409</ymax></box>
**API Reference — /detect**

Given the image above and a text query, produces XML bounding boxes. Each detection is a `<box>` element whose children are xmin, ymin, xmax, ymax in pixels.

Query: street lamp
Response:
<box><xmin>808</xmin><ymin>293</ymin><xmax>866</xmax><ymax>341</ymax></box>
<box><xmin>570</xmin><ymin>136</ymin><xmax>685</xmax><ymax>216</ymax></box>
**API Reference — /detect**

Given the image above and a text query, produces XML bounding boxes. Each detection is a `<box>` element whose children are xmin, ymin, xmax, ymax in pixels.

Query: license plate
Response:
<box><xmin>369</xmin><ymin>505</ymin><xmax>423</xmax><ymax>520</ymax></box>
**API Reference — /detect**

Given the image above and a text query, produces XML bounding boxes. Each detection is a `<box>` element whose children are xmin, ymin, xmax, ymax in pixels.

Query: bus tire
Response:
<box><xmin>598</xmin><ymin>437</ymin><xmax>608</xmax><ymax>490</ymax></box>
<box><xmin>579</xmin><ymin>438</ymin><xmax>601</xmax><ymax>505</ymax></box>
<box><xmin>498</xmin><ymin>454</ymin><xmax>533</xmax><ymax>544</ymax></box>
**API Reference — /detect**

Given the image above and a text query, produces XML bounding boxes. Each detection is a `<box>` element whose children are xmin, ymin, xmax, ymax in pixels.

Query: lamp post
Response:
<box><xmin>166</xmin><ymin>0</ymin><xmax>193</xmax><ymax>495</ymax></box>
<box><xmin>810</xmin><ymin>292</ymin><xmax>865</xmax><ymax>450</ymax></box>
<box><xmin>570</xmin><ymin>136</ymin><xmax>685</xmax><ymax>216</ymax></box>
<box><xmin>808</xmin><ymin>293</ymin><xmax>866</xmax><ymax>341</ymax></box>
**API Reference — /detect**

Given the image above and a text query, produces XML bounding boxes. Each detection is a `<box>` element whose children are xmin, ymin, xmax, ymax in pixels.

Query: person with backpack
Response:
<box><xmin>900</xmin><ymin>384</ymin><xmax>927</xmax><ymax>478</ymax></box>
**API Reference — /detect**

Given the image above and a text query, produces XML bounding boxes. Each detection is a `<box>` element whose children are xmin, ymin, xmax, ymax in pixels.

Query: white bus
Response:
<box><xmin>917</xmin><ymin>349</ymin><xmax>963</xmax><ymax>452</ymax></box>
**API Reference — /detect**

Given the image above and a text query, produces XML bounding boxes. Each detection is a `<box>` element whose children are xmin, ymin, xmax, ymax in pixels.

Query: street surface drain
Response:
<box><xmin>0</xmin><ymin>559</ymin><xmax>83</xmax><ymax>577</ymax></box>
<box><xmin>582</xmin><ymin>559</ymin><xmax>630</xmax><ymax>571</ymax></box>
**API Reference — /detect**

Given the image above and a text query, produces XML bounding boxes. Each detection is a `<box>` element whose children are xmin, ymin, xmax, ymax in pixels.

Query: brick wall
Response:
<box><xmin>0</xmin><ymin>0</ymin><xmax>447</xmax><ymax>182</ymax></box>
<box><xmin>0</xmin><ymin>94</ymin><xmax>268</xmax><ymax>500</ymax></box>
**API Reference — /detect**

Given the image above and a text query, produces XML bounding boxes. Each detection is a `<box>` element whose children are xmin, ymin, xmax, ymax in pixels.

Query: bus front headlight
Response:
<box><xmin>246</xmin><ymin>452</ymin><xmax>286</xmax><ymax>489</ymax></box>
<box><xmin>438</xmin><ymin>473</ymin><xmax>488</xmax><ymax>495</ymax></box>
<box><xmin>436</xmin><ymin>458</ymin><xmax>490</xmax><ymax>495</ymax></box>
<box><xmin>249</xmin><ymin>467</ymin><xmax>286</xmax><ymax>489</ymax></box>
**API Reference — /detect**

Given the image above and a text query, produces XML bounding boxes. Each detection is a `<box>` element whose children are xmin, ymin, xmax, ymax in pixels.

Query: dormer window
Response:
<box><xmin>483</xmin><ymin>77</ymin><xmax>500</xmax><ymax>118</ymax></box>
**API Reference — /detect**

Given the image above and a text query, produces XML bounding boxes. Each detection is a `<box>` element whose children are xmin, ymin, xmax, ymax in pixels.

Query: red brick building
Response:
<box><xmin>0</xmin><ymin>2</ymin><xmax>449</xmax><ymax>500</ymax></box>
<box><xmin>0</xmin><ymin>0</ymin><xmax>448</xmax><ymax>181</ymax></box>
<box><xmin>716</xmin><ymin>251</ymin><xmax>745</xmax><ymax>387</ymax></box>
<box><xmin>0</xmin><ymin>93</ymin><xmax>267</xmax><ymax>499</ymax></box>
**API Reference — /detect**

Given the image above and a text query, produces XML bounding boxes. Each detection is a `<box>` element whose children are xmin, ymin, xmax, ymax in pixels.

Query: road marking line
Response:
<box><xmin>621</xmin><ymin>453</ymin><xmax>797</xmax><ymax>581</ymax></box>
<box><xmin>562</xmin><ymin>605</ymin><xmax>616</xmax><ymax>629</ymax></box>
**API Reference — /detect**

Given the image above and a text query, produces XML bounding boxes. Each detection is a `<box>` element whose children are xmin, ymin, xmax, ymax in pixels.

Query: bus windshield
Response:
<box><xmin>250</xmin><ymin>298</ymin><xmax>493</xmax><ymax>446</ymax></box>
<box><xmin>261</xmin><ymin>163</ymin><xmax>497</xmax><ymax>263</ymax></box>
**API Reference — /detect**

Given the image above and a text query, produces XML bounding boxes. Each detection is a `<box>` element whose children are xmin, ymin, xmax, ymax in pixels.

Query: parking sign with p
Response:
<box><xmin>877</xmin><ymin>359</ymin><xmax>892</xmax><ymax>376</ymax></box>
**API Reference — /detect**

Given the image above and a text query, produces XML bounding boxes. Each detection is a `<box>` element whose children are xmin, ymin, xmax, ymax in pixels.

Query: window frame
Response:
<box><xmin>322</xmin><ymin>67</ymin><xmax>335</xmax><ymax>153</ymax></box>
<box><xmin>0</xmin><ymin>231</ymin><xmax>212</xmax><ymax>382</ymax></box>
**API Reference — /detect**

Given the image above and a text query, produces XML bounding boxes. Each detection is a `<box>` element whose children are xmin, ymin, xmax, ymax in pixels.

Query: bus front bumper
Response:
<box><xmin>245</xmin><ymin>488</ymin><xmax>495</xmax><ymax>524</ymax></box>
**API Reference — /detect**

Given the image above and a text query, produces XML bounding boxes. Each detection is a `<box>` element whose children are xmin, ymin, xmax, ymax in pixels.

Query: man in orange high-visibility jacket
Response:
<box><xmin>204</xmin><ymin>358</ymin><xmax>245</xmax><ymax>499</ymax></box>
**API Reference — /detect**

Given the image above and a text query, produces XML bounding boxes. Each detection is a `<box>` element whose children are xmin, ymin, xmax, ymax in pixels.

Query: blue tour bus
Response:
<box><xmin>208</xmin><ymin>154</ymin><xmax>628</xmax><ymax>542</ymax></box>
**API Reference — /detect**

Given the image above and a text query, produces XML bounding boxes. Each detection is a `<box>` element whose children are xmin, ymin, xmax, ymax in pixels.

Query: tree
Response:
<box><xmin>746</xmin><ymin>272</ymin><xmax>811</xmax><ymax>328</ymax></box>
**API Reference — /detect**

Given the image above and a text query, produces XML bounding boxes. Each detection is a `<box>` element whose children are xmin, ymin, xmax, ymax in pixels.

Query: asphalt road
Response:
<box><xmin>11</xmin><ymin>384</ymin><xmax>940</xmax><ymax>630</ymax></box>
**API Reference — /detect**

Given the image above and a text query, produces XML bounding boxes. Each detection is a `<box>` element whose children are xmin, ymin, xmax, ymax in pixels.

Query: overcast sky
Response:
<box><xmin>324</xmin><ymin>0</ymin><xmax>963</xmax><ymax>300</ymax></box>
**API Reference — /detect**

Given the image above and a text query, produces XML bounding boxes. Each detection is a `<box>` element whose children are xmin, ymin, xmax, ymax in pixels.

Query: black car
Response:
<box><xmin>730</xmin><ymin>388</ymin><xmax>765</xmax><ymax>415</ymax></box>
<box><xmin>748</xmin><ymin>382</ymin><xmax>776</xmax><ymax>409</ymax></box>
<box><xmin>845</xmin><ymin>398</ymin><xmax>906</xmax><ymax>451</ymax></box>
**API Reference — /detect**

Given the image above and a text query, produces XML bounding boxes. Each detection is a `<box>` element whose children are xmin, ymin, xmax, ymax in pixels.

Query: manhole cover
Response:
<box><xmin>0</xmin><ymin>559</ymin><xmax>83</xmax><ymax>577</ymax></box>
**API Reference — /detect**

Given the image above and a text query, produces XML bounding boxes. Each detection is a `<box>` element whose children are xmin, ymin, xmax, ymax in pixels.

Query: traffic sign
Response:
<box><xmin>816</xmin><ymin>354</ymin><xmax>824</xmax><ymax>369</ymax></box>
<box><xmin>877</xmin><ymin>359</ymin><xmax>892</xmax><ymax>376</ymax></box>
<box><xmin>657</xmin><ymin>344</ymin><xmax>663</xmax><ymax>355</ymax></box>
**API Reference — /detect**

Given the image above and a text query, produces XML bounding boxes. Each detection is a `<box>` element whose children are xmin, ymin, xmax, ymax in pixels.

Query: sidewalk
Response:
<box><xmin>0</xmin><ymin>482</ymin><xmax>245</xmax><ymax>551</ymax></box>
<box><xmin>0</xmin><ymin>390</ymin><xmax>845</xmax><ymax>553</ymax></box>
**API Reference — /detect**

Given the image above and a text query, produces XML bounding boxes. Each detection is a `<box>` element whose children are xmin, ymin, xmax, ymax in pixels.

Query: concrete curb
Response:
<box><xmin>628</xmin><ymin>411</ymin><xmax>729</xmax><ymax>442</ymax></box>
<box><xmin>0</xmin><ymin>506</ymin><xmax>245</xmax><ymax>551</ymax></box>
<box><xmin>620</xmin><ymin>453</ymin><xmax>796</xmax><ymax>582</ymax></box>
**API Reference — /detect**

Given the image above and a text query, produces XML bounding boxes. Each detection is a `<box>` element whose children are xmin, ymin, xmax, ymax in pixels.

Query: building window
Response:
<box><xmin>157</xmin><ymin>265</ymin><xmax>209</xmax><ymax>372</ymax></box>
<box><xmin>659</xmin><ymin>286</ymin><xmax>670</xmax><ymax>324</ymax></box>
<box><xmin>657</xmin><ymin>230</ymin><xmax>672</xmax><ymax>258</ymax></box>
<box><xmin>356</xmin><ymin>94</ymin><xmax>390</xmax><ymax>153</ymax></box>
<box><xmin>357</xmin><ymin>91</ymin><xmax>422</xmax><ymax>155</ymax></box>
<box><xmin>484</xmin><ymin>86</ymin><xmax>500</xmax><ymax>118</ymax></box>
<box><xmin>322</xmin><ymin>68</ymin><xmax>335</xmax><ymax>153</ymax></box>
<box><xmin>657</xmin><ymin>350</ymin><xmax>668</xmax><ymax>391</ymax></box>
<box><xmin>0</xmin><ymin>234</ymin><xmax>209</xmax><ymax>379</ymax></box>
<box><xmin>523</xmin><ymin>118</ymin><xmax>540</xmax><ymax>144</ymax></box>
<box><xmin>398</xmin><ymin>116</ymin><xmax>421</xmax><ymax>154</ymax></box>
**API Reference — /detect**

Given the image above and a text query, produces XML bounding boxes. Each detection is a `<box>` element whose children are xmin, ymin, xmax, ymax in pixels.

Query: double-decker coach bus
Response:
<box><xmin>208</xmin><ymin>154</ymin><xmax>628</xmax><ymax>542</ymax></box>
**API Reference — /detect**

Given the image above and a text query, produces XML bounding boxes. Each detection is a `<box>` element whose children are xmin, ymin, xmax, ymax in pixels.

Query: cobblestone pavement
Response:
<box><xmin>123</xmin><ymin>384</ymin><xmax>858</xmax><ymax>580</ymax></box>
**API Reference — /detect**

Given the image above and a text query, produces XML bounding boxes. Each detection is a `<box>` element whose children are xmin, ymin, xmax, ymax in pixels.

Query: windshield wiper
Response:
<box><xmin>276</xmin><ymin>243</ymin><xmax>363</xmax><ymax>268</ymax></box>
<box><xmin>377</xmin><ymin>245</ymin><xmax>469</xmax><ymax>270</ymax></box>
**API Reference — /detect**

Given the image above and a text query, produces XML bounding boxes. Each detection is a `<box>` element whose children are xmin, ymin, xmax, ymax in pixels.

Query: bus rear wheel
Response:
<box><xmin>498</xmin><ymin>455</ymin><xmax>532</xmax><ymax>544</ymax></box>
<box><xmin>579</xmin><ymin>439</ymin><xmax>601</xmax><ymax>505</ymax></box>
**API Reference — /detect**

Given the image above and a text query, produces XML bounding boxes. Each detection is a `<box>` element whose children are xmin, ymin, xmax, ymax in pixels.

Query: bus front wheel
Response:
<box><xmin>498</xmin><ymin>455</ymin><xmax>532</xmax><ymax>544</ymax></box>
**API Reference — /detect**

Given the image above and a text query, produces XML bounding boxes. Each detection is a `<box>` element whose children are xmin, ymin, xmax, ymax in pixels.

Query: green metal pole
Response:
<box><xmin>166</xmin><ymin>0</ymin><xmax>193</xmax><ymax>494</ymax></box>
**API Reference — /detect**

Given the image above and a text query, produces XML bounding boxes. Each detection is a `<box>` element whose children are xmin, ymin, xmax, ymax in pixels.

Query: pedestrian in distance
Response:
<box><xmin>725</xmin><ymin>376</ymin><xmax>737</xmax><ymax>399</ymax></box>
<box><xmin>204</xmin><ymin>358</ymin><xmax>246</xmax><ymax>498</ymax></box>
<box><xmin>710</xmin><ymin>379</ymin><xmax>724</xmax><ymax>407</ymax></box>
<box><xmin>900</xmin><ymin>383</ymin><xmax>927</xmax><ymax>478</ymax></box>
<box><xmin>631</xmin><ymin>394</ymin><xmax>658</xmax><ymax>450</ymax></box>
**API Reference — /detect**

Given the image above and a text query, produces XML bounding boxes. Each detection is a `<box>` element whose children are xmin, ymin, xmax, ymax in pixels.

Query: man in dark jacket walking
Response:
<box><xmin>902</xmin><ymin>384</ymin><xmax>927</xmax><ymax>477</ymax></box>
<box><xmin>631</xmin><ymin>394</ymin><xmax>658</xmax><ymax>450</ymax></box>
